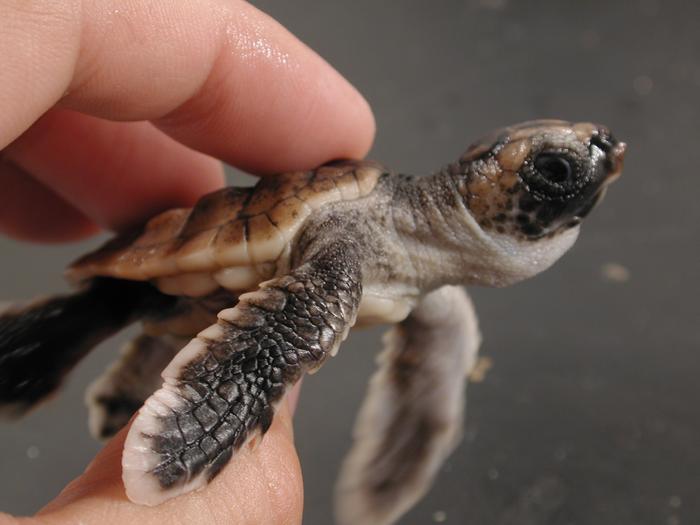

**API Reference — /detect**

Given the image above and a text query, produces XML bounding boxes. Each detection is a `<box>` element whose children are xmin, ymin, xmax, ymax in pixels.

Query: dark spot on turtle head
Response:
<box><xmin>522</xmin><ymin>223</ymin><xmax>544</xmax><ymax>237</ymax></box>
<box><xmin>536</xmin><ymin>205</ymin><xmax>558</xmax><ymax>225</ymax></box>
<box><xmin>519</xmin><ymin>195</ymin><xmax>538</xmax><ymax>213</ymax></box>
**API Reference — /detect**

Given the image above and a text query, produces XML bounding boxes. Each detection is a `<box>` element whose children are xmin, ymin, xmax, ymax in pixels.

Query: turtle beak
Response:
<box><xmin>590</xmin><ymin>130</ymin><xmax>626</xmax><ymax>184</ymax></box>
<box><xmin>584</xmin><ymin>141</ymin><xmax>624</xmax><ymax>216</ymax></box>
<box><xmin>605</xmin><ymin>141</ymin><xmax>626</xmax><ymax>184</ymax></box>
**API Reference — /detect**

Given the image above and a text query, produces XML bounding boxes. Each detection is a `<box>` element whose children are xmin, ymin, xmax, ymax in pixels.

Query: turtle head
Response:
<box><xmin>437</xmin><ymin>119</ymin><xmax>626</xmax><ymax>286</ymax></box>
<box><xmin>457</xmin><ymin>119</ymin><xmax>625</xmax><ymax>240</ymax></box>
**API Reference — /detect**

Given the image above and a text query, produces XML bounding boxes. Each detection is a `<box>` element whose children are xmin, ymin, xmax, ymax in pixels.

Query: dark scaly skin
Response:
<box><xmin>135</xmin><ymin>241</ymin><xmax>362</xmax><ymax>490</ymax></box>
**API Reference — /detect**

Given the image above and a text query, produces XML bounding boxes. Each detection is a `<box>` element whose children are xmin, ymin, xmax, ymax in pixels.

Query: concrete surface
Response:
<box><xmin>1</xmin><ymin>1</ymin><xmax>698</xmax><ymax>523</ymax></box>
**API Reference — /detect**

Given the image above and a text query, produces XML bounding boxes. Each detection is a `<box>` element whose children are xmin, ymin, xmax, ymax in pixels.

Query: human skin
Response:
<box><xmin>0</xmin><ymin>0</ymin><xmax>375</xmax><ymax>523</ymax></box>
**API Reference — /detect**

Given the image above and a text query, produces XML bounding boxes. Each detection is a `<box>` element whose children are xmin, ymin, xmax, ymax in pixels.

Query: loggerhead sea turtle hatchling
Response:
<box><xmin>0</xmin><ymin>120</ymin><xmax>625</xmax><ymax>525</ymax></box>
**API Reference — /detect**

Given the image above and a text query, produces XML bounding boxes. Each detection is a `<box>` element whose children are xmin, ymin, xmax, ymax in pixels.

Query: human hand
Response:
<box><xmin>0</xmin><ymin>0</ymin><xmax>374</xmax><ymax>242</ymax></box>
<box><xmin>0</xmin><ymin>0</ymin><xmax>374</xmax><ymax>523</ymax></box>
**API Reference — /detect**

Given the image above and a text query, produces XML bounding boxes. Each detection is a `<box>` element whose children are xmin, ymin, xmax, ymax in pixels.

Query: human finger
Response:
<box><xmin>0</xmin><ymin>158</ymin><xmax>97</xmax><ymax>242</ymax></box>
<box><xmin>1</xmin><ymin>0</ymin><xmax>375</xmax><ymax>175</ymax></box>
<box><xmin>4</xmin><ymin>109</ymin><xmax>225</xmax><ymax>236</ymax></box>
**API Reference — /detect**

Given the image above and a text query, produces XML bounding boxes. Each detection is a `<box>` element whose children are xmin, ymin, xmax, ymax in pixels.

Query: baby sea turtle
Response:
<box><xmin>0</xmin><ymin>120</ymin><xmax>625</xmax><ymax>525</ymax></box>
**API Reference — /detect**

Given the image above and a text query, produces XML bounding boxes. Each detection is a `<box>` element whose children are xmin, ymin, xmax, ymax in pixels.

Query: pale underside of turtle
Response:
<box><xmin>0</xmin><ymin>120</ymin><xmax>625</xmax><ymax>525</ymax></box>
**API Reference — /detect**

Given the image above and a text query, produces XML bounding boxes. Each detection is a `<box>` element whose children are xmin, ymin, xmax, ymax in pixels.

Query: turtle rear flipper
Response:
<box><xmin>0</xmin><ymin>278</ymin><xmax>176</xmax><ymax>417</ymax></box>
<box><xmin>86</xmin><ymin>333</ymin><xmax>185</xmax><ymax>440</ymax></box>
<box><xmin>336</xmin><ymin>286</ymin><xmax>481</xmax><ymax>525</ymax></box>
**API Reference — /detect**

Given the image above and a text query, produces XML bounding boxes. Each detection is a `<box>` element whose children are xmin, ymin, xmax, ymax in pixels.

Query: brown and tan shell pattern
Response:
<box><xmin>67</xmin><ymin>161</ymin><xmax>384</xmax><ymax>296</ymax></box>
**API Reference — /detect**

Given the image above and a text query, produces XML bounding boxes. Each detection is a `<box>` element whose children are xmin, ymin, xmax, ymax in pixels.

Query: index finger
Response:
<box><xmin>1</xmin><ymin>0</ymin><xmax>375</xmax><ymax>174</ymax></box>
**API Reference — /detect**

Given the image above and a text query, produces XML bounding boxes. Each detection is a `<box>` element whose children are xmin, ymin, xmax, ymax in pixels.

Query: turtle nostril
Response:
<box><xmin>590</xmin><ymin>134</ymin><xmax>614</xmax><ymax>153</ymax></box>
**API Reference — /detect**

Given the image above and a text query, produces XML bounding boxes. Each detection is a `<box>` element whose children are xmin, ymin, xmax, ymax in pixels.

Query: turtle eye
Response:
<box><xmin>534</xmin><ymin>154</ymin><xmax>572</xmax><ymax>184</ymax></box>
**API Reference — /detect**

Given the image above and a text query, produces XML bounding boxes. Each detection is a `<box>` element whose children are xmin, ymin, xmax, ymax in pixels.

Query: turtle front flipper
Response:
<box><xmin>86</xmin><ymin>333</ymin><xmax>185</xmax><ymax>440</ymax></box>
<box><xmin>123</xmin><ymin>241</ymin><xmax>362</xmax><ymax>505</ymax></box>
<box><xmin>336</xmin><ymin>286</ymin><xmax>481</xmax><ymax>525</ymax></box>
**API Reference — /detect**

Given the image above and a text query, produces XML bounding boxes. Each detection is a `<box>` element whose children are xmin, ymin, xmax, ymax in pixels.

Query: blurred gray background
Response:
<box><xmin>1</xmin><ymin>0</ymin><xmax>699</xmax><ymax>523</ymax></box>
